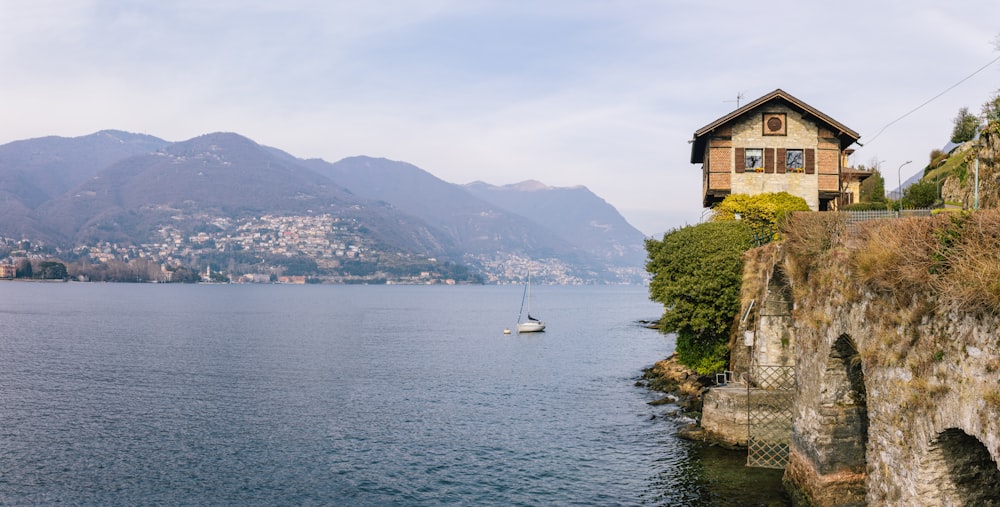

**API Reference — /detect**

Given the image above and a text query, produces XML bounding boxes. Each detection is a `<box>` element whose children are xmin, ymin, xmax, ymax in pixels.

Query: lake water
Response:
<box><xmin>0</xmin><ymin>283</ymin><xmax>788</xmax><ymax>505</ymax></box>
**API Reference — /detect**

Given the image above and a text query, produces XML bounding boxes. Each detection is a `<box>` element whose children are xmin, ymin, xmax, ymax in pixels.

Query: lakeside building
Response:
<box><xmin>690</xmin><ymin>89</ymin><xmax>862</xmax><ymax>210</ymax></box>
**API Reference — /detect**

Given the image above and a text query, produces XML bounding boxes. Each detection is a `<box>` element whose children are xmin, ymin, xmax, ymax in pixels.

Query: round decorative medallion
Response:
<box><xmin>767</xmin><ymin>116</ymin><xmax>783</xmax><ymax>132</ymax></box>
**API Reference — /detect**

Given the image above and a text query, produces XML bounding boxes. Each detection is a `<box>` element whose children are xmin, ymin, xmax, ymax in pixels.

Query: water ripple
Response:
<box><xmin>0</xmin><ymin>284</ymin><xmax>787</xmax><ymax>505</ymax></box>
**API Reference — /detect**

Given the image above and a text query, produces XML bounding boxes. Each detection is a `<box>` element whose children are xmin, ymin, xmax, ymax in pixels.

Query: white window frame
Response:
<box><xmin>745</xmin><ymin>148</ymin><xmax>763</xmax><ymax>170</ymax></box>
<box><xmin>786</xmin><ymin>149</ymin><xmax>804</xmax><ymax>172</ymax></box>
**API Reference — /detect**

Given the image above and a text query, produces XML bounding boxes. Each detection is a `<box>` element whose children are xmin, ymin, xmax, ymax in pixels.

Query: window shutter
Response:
<box><xmin>776</xmin><ymin>148</ymin><xmax>787</xmax><ymax>174</ymax></box>
<box><xmin>764</xmin><ymin>148</ymin><xmax>775</xmax><ymax>173</ymax></box>
<box><xmin>805</xmin><ymin>149</ymin><xmax>815</xmax><ymax>174</ymax></box>
<box><xmin>735</xmin><ymin>147</ymin><xmax>745</xmax><ymax>173</ymax></box>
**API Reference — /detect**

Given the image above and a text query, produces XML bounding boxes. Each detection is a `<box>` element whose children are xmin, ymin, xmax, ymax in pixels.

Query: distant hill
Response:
<box><xmin>301</xmin><ymin>156</ymin><xmax>595</xmax><ymax>264</ymax></box>
<box><xmin>0</xmin><ymin>130</ymin><xmax>649</xmax><ymax>283</ymax></box>
<box><xmin>464</xmin><ymin>180</ymin><xmax>647</xmax><ymax>268</ymax></box>
<box><xmin>0</xmin><ymin>130</ymin><xmax>169</xmax><ymax>239</ymax></box>
<box><xmin>33</xmin><ymin>133</ymin><xmax>451</xmax><ymax>255</ymax></box>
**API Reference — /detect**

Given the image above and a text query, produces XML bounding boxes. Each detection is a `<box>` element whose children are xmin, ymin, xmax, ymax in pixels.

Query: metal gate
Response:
<box><xmin>746</xmin><ymin>365</ymin><xmax>794</xmax><ymax>469</ymax></box>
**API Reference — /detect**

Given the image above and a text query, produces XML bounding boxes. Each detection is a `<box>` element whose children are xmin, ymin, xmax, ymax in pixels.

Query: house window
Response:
<box><xmin>745</xmin><ymin>148</ymin><xmax>763</xmax><ymax>171</ymax></box>
<box><xmin>786</xmin><ymin>149</ymin><xmax>804</xmax><ymax>172</ymax></box>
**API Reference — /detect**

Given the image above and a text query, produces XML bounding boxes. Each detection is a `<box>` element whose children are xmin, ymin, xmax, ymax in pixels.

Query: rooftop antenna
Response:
<box><xmin>724</xmin><ymin>92</ymin><xmax>744</xmax><ymax>109</ymax></box>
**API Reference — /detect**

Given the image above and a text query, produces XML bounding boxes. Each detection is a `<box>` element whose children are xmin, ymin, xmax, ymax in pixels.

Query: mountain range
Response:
<box><xmin>0</xmin><ymin>130</ymin><xmax>648</xmax><ymax>283</ymax></box>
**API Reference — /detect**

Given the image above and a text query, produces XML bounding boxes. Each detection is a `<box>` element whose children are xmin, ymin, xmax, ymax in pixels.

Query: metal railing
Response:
<box><xmin>845</xmin><ymin>209</ymin><xmax>933</xmax><ymax>223</ymax></box>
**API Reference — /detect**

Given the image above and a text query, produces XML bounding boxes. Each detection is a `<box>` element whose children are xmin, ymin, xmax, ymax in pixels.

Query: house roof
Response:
<box><xmin>690</xmin><ymin>89</ymin><xmax>861</xmax><ymax>164</ymax></box>
<box><xmin>841</xmin><ymin>167</ymin><xmax>875</xmax><ymax>183</ymax></box>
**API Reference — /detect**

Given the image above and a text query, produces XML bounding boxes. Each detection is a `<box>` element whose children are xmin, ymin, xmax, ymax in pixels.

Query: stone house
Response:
<box><xmin>690</xmin><ymin>89</ymin><xmax>861</xmax><ymax>210</ymax></box>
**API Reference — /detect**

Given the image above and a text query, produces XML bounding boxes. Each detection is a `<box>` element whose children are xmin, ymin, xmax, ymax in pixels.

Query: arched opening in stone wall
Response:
<box><xmin>817</xmin><ymin>334</ymin><xmax>868</xmax><ymax>475</ymax></box>
<box><xmin>920</xmin><ymin>428</ymin><xmax>1000</xmax><ymax>506</ymax></box>
<box><xmin>749</xmin><ymin>265</ymin><xmax>795</xmax><ymax>372</ymax></box>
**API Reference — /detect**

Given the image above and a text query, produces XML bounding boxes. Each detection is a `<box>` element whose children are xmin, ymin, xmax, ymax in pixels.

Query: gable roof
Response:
<box><xmin>690</xmin><ymin>89</ymin><xmax>861</xmax><ymax>164</ymax></box>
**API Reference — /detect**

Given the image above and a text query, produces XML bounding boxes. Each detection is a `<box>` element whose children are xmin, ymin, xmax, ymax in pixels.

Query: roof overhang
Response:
<box><xmin>842</xmin><ymin>168</ymin><xmax>875</xmax><ymax>183</ymax></box>
<box><xmin>690</xmin><ymin>89</ymin><xmax>861</xmax><ymax>164</ymax></box>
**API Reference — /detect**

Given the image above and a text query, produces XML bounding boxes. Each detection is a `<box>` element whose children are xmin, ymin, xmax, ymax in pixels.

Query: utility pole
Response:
<box><xmin>974</xmin><ymin>123</ymin><xmax>982</xmax><ymax>210</ymax></box>
<box><xmin>897</xmin><ymin>160</ymin><xmax>912</xmax><ymax>211</ymax></box>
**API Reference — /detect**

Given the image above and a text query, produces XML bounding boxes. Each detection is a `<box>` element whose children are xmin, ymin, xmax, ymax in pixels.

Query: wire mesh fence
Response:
<box><xmin>746</xmin><ymin>365</ymin><xmax>794</xmax><ymax>469</ymax></box>
<box><xmin>845</xmin><ymin>209</ymin><xmax>933</xmax><ymax>223</ymax></box>
<box><xmin>748</xmin><ymin>363</ymin><xmax>794</xmax><ymax>390</ymax></box>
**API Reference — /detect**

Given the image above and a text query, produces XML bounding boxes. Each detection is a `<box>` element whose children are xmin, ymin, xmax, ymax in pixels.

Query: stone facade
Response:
<box><xmin>700</xmin><ymin>386</ymin><xmax>751</xmax><ymax>445</ymax></box>
<box><xmin>729</xmin><ymin>244</ymin><xmax>796</xmax><ymax>378</ymax></box>
<box><xmin>702</xmin><ymin>224</ymin><xmax>1000</xmax><ymax>505</ymax></box>
<box><xmin>765</xmin><ymin>217</ymin><xmax>999</xmax><ymax>505</ymax></box>
<box><xmin>729</xmin><ymin>104</ymin><xmax>823</xmax><ymax>210</ymax></box>
<box><xmin>783</xmin><ymin>292</ymin><xmax>1000</xmax><ymax>506</ymax></box>
<box><xmin>701</xmin><ymin>386</ymin><xmax>795</xmax><ymax>449</ymax></box>
<box><xmin>690</xmin><ymin>89</ymin><xmax>860</xmax><ymax>210</ymax></box>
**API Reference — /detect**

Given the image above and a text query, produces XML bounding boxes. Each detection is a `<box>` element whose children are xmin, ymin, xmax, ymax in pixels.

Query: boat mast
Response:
<box><xmin>518</xmin><ymin>271</ymin><xmax>530</xmax><ymax>322</ymax></box>
<box><xmin>525</xmin><ymin>271</ymin><xmax>531</xmax><ymax>318</ymax></box>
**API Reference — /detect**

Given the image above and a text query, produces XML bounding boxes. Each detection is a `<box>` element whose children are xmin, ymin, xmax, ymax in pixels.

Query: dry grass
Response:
<box><xmin>852</xmin><ymin>217</ymin><xmax>940</xmax><ymax>300</ymax></box>
<box><xmin>739</xmin><ymin>243</ymin><xmax>783</xmax><ymax>310</ymax></box>
<box><xmin>985</xmin><ymin>357</ymin><xmax>1000</xmax><ymax>373</ymax></box>
<box><xmin>783</xmin><ymin>209</ymin><xmax>1000</xmax><ymax>315</ymax></box>
<box><xmin>781</xmin><ymin>212</ymin><xmax>848</xmax><ymax>287</ymax></box>
<box><xmin>777</xmin><ymin>210</ymin><xmax>1000</xmax><ymax>381</ymax></box>
<box><xmin>984</xmin><ymin>388</ymin><xmax>1000</xmax><ymax>410</ymax></box>
<box><xmin>932</xmin><ymin>211</ymin><xmax>1000</xmax><ymax>313</ymax></box>
<box><xmin>905</xmin><ymin>376</ymin><xmax>951</xmax><ymax>409</ymax></box>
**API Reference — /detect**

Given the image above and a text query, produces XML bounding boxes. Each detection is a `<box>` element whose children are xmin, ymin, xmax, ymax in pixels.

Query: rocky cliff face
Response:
<box><xmin>940</xmin><ymin>124</ymin><xmax>1000</xmax><ymax>210</ymax></box>
<box><xmin>776</xmin><ymin>211</ymin><xmax>1000</xmax><ymax>506</ymax></box>
<box><xmin>705</xmin><ymin>212</ymin><xmax>1000</xmax><ymax>504</ymax></box>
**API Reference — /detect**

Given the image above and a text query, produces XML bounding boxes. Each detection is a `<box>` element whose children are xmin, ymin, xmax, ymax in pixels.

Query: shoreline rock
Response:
<box><xmin>640</xmin><ymin>353</ymin><xmax>713</xmax><ymax>413</ymax></box>
<box><xmin>640</xmin><ymin>353</ymin><xmax>744</xmax><ymax>448</ymax></box>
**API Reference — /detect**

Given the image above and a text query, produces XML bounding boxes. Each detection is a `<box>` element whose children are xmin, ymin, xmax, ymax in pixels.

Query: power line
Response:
<box><xmin>863</xmin><ymin>53</ymin><xmax>1000</xmax><ymax>146</ymax></box>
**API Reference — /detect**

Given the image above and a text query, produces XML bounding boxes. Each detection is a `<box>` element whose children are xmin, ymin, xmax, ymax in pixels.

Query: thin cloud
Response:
<box><xmin>0</xmin><ymin>0</ymin><xmax>997</xmax><ymax>235</ymax></box>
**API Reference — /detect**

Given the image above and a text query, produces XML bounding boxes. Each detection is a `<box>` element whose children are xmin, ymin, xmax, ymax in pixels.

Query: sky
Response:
<box><xmin>2</xmin><ymin>1</ymin><xmax>999</xmax><ymax>237</ymax></box>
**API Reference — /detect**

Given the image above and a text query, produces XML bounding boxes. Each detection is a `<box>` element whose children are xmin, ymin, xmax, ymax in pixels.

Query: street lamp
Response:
<box><xmin>897</xmin><ymin>160</ymin><xmax>912</xmax><ymax>211</ymax></box>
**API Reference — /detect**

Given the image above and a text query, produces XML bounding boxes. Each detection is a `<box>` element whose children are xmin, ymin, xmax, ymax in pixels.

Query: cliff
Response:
<box><xmin>934</xmin><ymin>121</ymin><xmax>999</xmax><ymax>210</ymax></box>
<box><xmin>702</xmin><ymin>210</ymin><xmax>1000</xmax><ymax>506</ymax></box>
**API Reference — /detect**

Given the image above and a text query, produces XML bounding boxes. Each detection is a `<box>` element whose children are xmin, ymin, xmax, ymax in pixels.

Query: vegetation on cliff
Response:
<box><xmin>645</xmin><ymin>221</ymin><xmax>752</xmax><ymax>374</ymax></box>
<box><xmin>645</xmin><ymin>192</ymin><xmax>808</xmax><ymax>374</ymax></box>
<box><xmin>919</xmin><ymin>90</ymin><xmax>1000</xmax><ymax>209</ymax></box>
<box><xmin>710</xmin><ymin>192</ymin><xmax>811</xmax><ymax>244</ymax></box>
<box><xmin>784</xmin><ymin>210</ymin><xmax>1000</xmax><ymax>317</ymax></box>
<box><xmin>782</xmin><ymin>209</ymin><xmax>1000</xmax><ymax>408</ymax></box>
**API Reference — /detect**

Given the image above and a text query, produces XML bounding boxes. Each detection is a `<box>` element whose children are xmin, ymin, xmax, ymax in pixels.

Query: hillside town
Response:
<box><xmin>0</xmin><ymin>212</ymin><xmax>641</xmax><ymax>285</ymax></box>
<box><xmin>0</xmin><ymin>213</ymin><xmax>450</xmax><ymax>284</ymax></box>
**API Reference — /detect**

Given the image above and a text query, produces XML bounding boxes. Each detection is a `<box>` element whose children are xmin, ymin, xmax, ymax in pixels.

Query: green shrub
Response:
<box><xmin>901</xmin><ymin>180</ymin><xmax>938</xmax><ymax>209</ymax></box>
<box><xmin>860</xmin><ymin>171</ymin><xmax>887</xmax><ymax>203</ymax></box>
<box><xmin>710</xmin><ymin>192</ymin><xmax>810</xmax><ymax>247</ymax></box>
<box><xmin>712</xmin><ymin>192</ymin><xmax>809</xmax><ymax>228</ymax></box>
<box><xmin>645</xmin><ymin>221</ymin><xmax>755</xmax><ymax>374</ymax></box>
<box><xmin>951</xmin><ymin>107</ymin><xmax>980</xmax><ymax>144</ymax></box>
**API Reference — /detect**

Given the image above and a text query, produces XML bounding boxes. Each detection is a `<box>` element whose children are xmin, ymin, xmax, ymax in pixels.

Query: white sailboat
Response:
<box><xmin>516</xmin><ymin>271</ymin><xmax>545</xmax><ymax>333</ymax></box>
